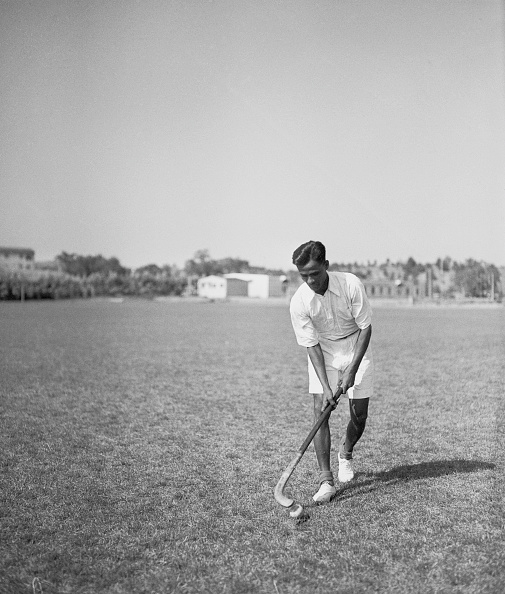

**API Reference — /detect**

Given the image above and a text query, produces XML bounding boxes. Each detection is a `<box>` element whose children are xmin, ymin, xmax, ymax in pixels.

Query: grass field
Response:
<box><xmin>1</xmin><ymin>299</ymin><xmax>504</xmax><ymax>594</ymax></box>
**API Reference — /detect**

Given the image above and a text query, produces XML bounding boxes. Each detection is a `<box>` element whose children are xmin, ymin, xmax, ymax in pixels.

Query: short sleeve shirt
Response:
<box><xmin>289</xmin><ymin>272</ymin><xmax>372</xmax><ymax>348</ymax></box>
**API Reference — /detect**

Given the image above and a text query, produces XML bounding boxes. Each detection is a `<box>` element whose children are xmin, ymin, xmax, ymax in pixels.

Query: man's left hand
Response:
<box><xmin>340</xmin><ymin>370</ymin><xmax>356</xmax><ymax>393</ymax></box>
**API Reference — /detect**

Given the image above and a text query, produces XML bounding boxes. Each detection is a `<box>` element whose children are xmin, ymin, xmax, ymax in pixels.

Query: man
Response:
<box><xmin>289</xmin><ymin>240</ymin><xmax>374</xmax><ymax>503</ymax></box>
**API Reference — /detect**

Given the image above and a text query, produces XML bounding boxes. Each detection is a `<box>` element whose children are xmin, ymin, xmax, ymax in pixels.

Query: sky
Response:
<box><xmin>1</xmin><ymin>0</ymin><xmax>504</xmax><ymax>271</ymax></box>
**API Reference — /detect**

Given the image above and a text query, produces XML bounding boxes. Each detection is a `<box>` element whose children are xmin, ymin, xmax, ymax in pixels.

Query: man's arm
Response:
<box><xmin>340</xmin><ymin>325</ymin><xmax>372</xmax><ymax>393</ymax></box>
<box><xmin>307</xmin><ymin>343</ymin><xmax>337</xmax><ymax>412</ymax></box>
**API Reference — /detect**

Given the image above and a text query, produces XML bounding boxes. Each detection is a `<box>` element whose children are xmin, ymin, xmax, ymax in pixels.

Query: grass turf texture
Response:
<box><xmin>1</xmin><ymin>299</ymin><xmax>504</xmax><ymax>594</ymax></box>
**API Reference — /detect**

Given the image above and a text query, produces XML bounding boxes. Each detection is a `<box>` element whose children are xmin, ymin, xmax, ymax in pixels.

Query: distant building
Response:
<box><xmin>197</xmin><ymin>275</ymin><xmax>227</xmax><ymax>299</ymax></box>
<box><xmin>35</xmin><ymin>260</ymin><xmax>61</xmax><ymax>272</ymax></box>
<box><xmin>226</xmin><ymin>277</ymin><xmax>249</xmax><ymax>297</ymax></box>
<box><xmin>224</xmin><ymin>273</ymin><xmax>285</xmax><ymax>298</ymax></box>
<box><xmin>197</xmin><ymin>273</ymin><xmax>286</xmax><ymax>299</ymax></box>
<box><xmin>287</xmin><ymin>274</ymin><xmax>420</xmax><ymax>301</ymax></box>
<box><xmin>362</xmin><ymin>279</ymin><xmax>419</xmax><ymax>299</ymax></box>
<box><xmin>0</xmin><ymin>247</ymin><xmax>35</xmax><ymax>272</ymax></box>
<box><xmin>197</xmin><ymin>275</ymin><xmax>249</xmax><ymax>299</ymax></box>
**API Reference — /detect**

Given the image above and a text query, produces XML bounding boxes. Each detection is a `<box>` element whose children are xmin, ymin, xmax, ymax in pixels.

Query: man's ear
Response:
<box><xmin>324</xmin><ymin>260</ymin><xmax>329</xmax><ymax>270</ymax></box>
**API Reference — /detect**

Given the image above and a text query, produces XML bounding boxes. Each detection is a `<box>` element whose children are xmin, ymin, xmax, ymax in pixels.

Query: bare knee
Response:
<box><xmin>350</xmin><ymin>398</ymin><xmax>369</xmax><ymax>426</ymax></box>
<box><xmin>356</xmin><ymin>408</ymin><xmax>368</xmax><ymax>425</ymax></box>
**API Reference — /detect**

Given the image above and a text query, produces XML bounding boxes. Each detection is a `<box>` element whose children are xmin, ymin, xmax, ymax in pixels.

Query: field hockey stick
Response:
<box><xmin>274</xmin><ymin>387</ymin><xmax>343</xmax><ymax>518</ymax></box>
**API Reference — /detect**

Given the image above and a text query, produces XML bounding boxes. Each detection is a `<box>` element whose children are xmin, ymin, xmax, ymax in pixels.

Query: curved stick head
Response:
<box><xmin>274</xmin><ymin>453</ymin><xmax>302</xmax><ymax>510</ymax></box>
<box><xmin>274</xmin><ymin>480</ymin><xmax>294</xmax><ymax>509</ymax></box>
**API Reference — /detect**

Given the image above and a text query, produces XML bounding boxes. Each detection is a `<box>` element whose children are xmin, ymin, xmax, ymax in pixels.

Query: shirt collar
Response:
<box><xmin>327</xmin><ymin>272</ymin><xmax>341</xmax><ymax>296</ymax></box>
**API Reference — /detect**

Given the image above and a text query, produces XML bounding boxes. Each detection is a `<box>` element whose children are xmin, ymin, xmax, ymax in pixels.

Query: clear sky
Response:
<box><xmin>1</xmin><ymin>0</ymin><xmax>504</xmax><ymax>271</ymax></box>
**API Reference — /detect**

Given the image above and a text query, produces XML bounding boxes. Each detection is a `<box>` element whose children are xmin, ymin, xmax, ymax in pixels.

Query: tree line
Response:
<box><xmin>0</xmin><ymin>250</ymin><xmax>501</xmax><ymax>300</ymax></box>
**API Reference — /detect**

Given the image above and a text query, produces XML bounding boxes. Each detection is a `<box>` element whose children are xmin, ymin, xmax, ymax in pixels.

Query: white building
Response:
<box><xmin>197</xmin><ymin>275</ymin><xmax>227</xmax><ymax>299</ymax></box>
<box><xmin>0</xmin><ymin>247</ymin><xmax>35</xmax><ymax>272</ymax></box>
<box><xmin>197</xmin><ymin>273</ymin><xmax>286</xmax><ymax>299</ymax></box>
<box><xmin>224</xmin><ymin>274</ymin><xmax>268</xmax><ymax>298</ymax></box>
<box><xmin>224</xmin><ymin>273</ymin><xmax>285</xmax><ymax>298</ymax></box>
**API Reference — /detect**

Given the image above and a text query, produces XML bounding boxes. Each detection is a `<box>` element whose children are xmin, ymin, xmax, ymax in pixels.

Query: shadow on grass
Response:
<box><xmin>308</xmin><ymin>459</ymin><xmax>495</xmax><ymax>508</ymax></box>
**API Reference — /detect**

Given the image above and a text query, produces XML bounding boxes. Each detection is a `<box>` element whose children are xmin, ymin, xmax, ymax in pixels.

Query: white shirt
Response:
<box><xmin>290</xmin><ymin>271</ymin><xmax>372</xmax><ymax>348</ymax></box>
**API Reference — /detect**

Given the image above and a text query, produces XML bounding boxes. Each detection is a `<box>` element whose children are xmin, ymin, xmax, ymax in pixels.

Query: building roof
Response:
<box><xmin>198</xmin><ymin>275</ymin><xmax>249</xmax><ymax>284</ymax></box>
<box><xmin>198</xmin><ymin>275</ymin><xmax>225</xmax><ymax>282</ymax></box>
<box><xmin>224</xmin><ymin>273</ymin><xmax>268</xmax><ymax>280</ymax></box>
<box><xmin>0</xmin><ymin>247</ymin><xmax>35</xmax><ymax>258</ymax></box>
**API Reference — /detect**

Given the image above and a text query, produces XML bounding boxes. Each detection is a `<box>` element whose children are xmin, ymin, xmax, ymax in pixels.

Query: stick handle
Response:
<box><xmin>297</xmin><ymin>387</ymin><xmax>343</xmax><ymax>455</ymax></box>
<box><xmin>274</xmin><ymin>387</ymin><xmax>343</xmax><ymax>509</ymax></box>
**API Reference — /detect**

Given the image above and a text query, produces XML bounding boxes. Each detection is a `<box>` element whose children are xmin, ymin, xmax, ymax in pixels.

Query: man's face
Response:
<box><xmin>296</xmin><ymin>259</ymin><xmax>329</xmax><ymax>295</ymax></box>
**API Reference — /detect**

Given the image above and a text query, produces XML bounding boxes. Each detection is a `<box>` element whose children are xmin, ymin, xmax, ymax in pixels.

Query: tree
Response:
<box><xmin>135</xmin><ymin>264</ymin><xmax>163</xmax><ymax>276</ymax></box>
<box><xmin>184</xmin><ymin>249</ymin><xmax>220</xmax><ymax>277</ymax></box>
<box><xmin>403</xmin><ymin>257</ymin><xmax>425</xmax><ymax>279</ymax></box>
<box><xmin>214</xmin><ymin>257</ymin><xmax>250</xmax><ymax>274</ymax></box>
<box><xmin>440</xmin><ymin>256</ymin><xmax>452</xmax><ymax>272</ymax></box>
<box><xmin>56</xmin><ymin>252</ymin><xmax>130</xmax><ymax>277</ymax></box>
<box><xmin>436</xmin><ymin>256</ymin><xmax>452</xmax><ymax>272</ymax></box>
<box><xmin>453</xmin><ymin>259</ymin><xmax>499</xmax><ymax>298</ymax></box>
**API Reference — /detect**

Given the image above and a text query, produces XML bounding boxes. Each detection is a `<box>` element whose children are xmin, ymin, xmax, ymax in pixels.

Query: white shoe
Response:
<box><xmin>338</xmin><ymin>453</ymin><xmax>354</xmax><ymax>483</ymax></box>
<box><xmin>312</xmin><ymin>481</ymin><xmax>337</xmax><ymax>503</ymax></box>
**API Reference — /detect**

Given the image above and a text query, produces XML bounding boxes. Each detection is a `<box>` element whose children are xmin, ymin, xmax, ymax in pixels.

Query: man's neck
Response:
<box><xmin>315</xmin><ymin>273</ymin><xmax>329</xmax><ymax>295</ymax></box>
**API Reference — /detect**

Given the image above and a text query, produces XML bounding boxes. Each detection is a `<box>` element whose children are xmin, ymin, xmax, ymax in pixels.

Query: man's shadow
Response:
<box><xmin>308</xmin><ymin>459</ymin><xmax>495</xmax><ymax>508</ymax></box>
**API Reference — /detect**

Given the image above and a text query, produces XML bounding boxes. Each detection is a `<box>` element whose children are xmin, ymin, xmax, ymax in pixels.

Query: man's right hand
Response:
<box><xmin>322</xmin><ymin>388</ymin><xmax>337</xmax><ymax>412</ymax></box>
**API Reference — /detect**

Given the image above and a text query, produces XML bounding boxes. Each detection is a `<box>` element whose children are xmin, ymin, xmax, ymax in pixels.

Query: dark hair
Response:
<box><xmin>292</xmin><ymin>241</ymin><xmax>326</xmax><ymax>266</ymax></box>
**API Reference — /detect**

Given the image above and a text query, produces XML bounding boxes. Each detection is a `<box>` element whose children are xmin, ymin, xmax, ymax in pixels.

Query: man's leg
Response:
<box><xmin>339</xmin><ymin>397</ymin><xmax>369</xmax><ymax>460</ymax></box>
<box><xmin>311</xmin><ymin>393</ymin><xmax>337</xmax><ymax>503</ymax></box>
<box><xmin>312</xmin><ymin>393</ymin><xmax>333</xmax><ymax>482</ymax></box>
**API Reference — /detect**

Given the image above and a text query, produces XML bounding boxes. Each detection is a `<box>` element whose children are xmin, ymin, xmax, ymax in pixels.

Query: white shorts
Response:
<box><xmin>307</xmin><ymin>331</ymin><xmax>374</xmax><ymax>400</ymax></box>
